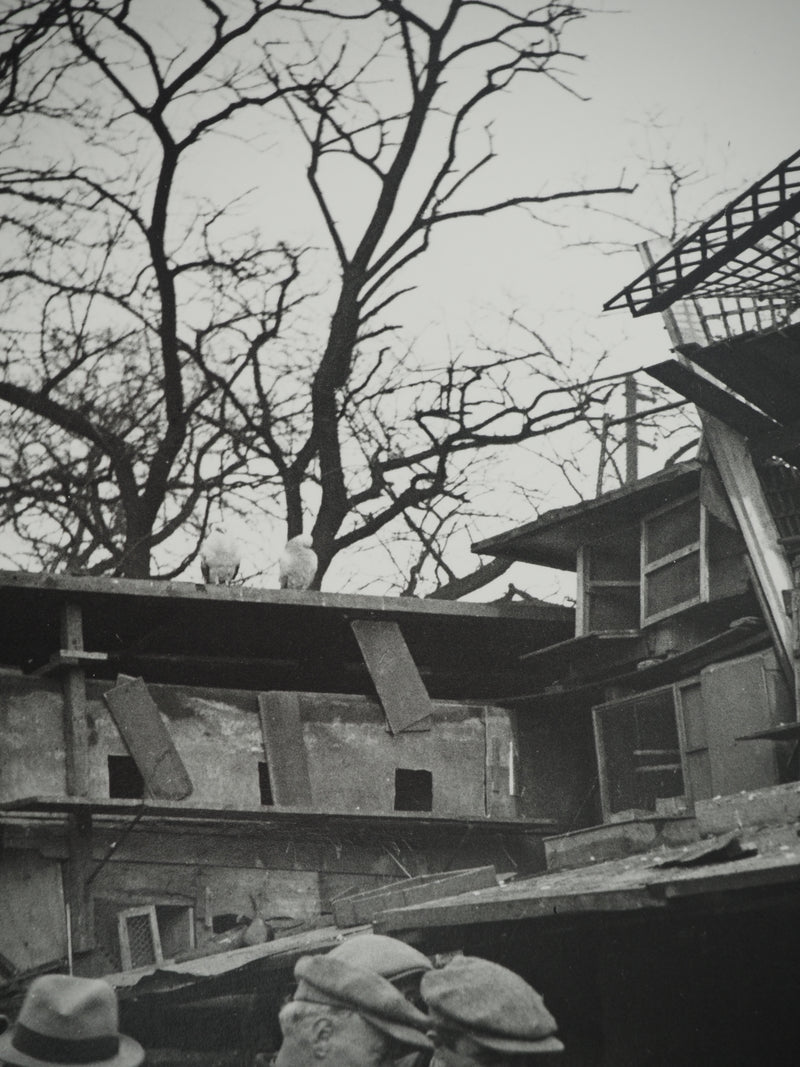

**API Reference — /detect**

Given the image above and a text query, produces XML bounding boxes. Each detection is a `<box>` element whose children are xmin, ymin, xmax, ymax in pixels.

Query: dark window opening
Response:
<box><xmin>108</xmin><ymin>755</ymin><xmax>144</xmax><ymax>799</ymax></box>
<box><xmin>258</xmin><ymin>761</ymin><xmax>274</xmax><ymax>806</ymax></box>
<box><xmin>211</xmin><ymin>913</ymin><xmax>242</xmax><ymax>935</ymax></box>
<box><xmin>394</xmin><ymin>768</ymin><xmax>433</xmax><ymax>812</ymax></box>
<box><xmin>156</xmin><ymin>904</ymin><xmax>195</xmax><ymax>959</ymax></box>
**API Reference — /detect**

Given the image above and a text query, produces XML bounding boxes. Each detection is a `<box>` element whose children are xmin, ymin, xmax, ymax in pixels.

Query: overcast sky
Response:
<box><xmin>4</xmin><ymin>0</ymin><xmax>799</xmax><ymax>595</ymax></box>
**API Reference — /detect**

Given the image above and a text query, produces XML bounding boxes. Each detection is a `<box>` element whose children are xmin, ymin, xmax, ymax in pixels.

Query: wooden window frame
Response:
<box><xmin>640</xmin><ymin>493</ymin><xmax>708</xmax><ymax>626</ymax></box>
<box><xmin>593</xmin><ymin>683</ymin><xmax>693</xmax><ymax>822</ymax></box>
<box><xmin>118</xmin><ymin>905</ymin><xmax>163</xmax><ymax>971</ymax></box>
<box><xmin>576</xmin><ymin>543</ymin><xmax>641</xmax><ymax>637</ymax></box>
<box><xmin>674</xmin><ymin>676</ymin><xmax>711</xmax><ymax>804</ymax></box>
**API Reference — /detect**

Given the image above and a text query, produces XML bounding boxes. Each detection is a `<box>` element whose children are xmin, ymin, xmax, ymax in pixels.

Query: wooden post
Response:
<box><xmin>60</xmin><ymin>602</ymin><xmax>89</xmax><ymax>796</ymax></box>
<box><xmin>65</xmin><ymin>810</ymin><xmax>94</xmax><ymax>953</ymax></box>
<box><xmin>59</xmin><ymin>602</ymin><xmax>94</xmax><ymax>952</ymax></box>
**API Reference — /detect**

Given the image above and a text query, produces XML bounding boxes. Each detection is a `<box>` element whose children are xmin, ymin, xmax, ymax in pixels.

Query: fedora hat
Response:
<box><xmin>0</xmin><ymin>976</ymin><xmax>144</xmax><ymax>1067</ymax></box>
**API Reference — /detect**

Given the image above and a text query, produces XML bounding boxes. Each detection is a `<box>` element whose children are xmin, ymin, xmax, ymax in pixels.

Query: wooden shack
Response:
<box><xmin>0</xmin><ymin>572</ymin><xmax>574</xmax><ymax>982</ymax></box>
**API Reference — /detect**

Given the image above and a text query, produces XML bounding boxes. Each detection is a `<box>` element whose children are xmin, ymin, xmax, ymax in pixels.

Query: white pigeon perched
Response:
<box><xmin>278</xmin><ymin>533</ymin><xmax>317</xmax><ymax>590</ymax></box>
<box><xmin>200</xmin><ymin>526</ymin><xmax>241</xmax><ymax>584</ymax></box>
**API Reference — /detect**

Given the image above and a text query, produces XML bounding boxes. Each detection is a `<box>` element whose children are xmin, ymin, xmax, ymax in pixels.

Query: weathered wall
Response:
<box><xmin>3</xmin><ymin>673</ymin><xmax>525</xmax><ymax>820</ymax></box>
<box><xmin>86</xmin><ymin>681</ymin><xmax>265</xmax><ymax>809</ymax></box>
<box><xmin>516</xmin><ymin>708</ymin><xmax>600</xmax><ymax>829</ymax></box>
<box><xmin>1</xmin><ymin>671</ymin><xmax>544</xmax><ymax>975</ymax></box>
<box><xmin>0</xmin><ymin>849</ymin><xmax>66</xmax><ymax>972</ymax></box>
<box><xmin>0</xmin><ymin>673</ymin><xmax>65</xmax><ymax>799</ymax></box>
<box><xmin>300</xmin><ymin>697</ymin><xmax>487</xmax><ymax>817</ymax></box>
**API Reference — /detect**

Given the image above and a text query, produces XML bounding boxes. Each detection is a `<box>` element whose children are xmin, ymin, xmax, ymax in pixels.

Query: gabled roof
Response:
<box><xmin>472</xmin><ymin>462</ymin><xmax>700</xmax><ymax>571</ymax></box>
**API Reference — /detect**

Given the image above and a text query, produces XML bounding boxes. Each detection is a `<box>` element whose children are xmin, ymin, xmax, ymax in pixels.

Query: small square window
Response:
<box><xmin>394</xmin><ymin>768</ymin><xmax>433</xmax><ymax>812</ymax></box>
<box><xmin>108</xmin><ymin>755</ymin><xmax>144</xmax><ymax>799</ymax></box>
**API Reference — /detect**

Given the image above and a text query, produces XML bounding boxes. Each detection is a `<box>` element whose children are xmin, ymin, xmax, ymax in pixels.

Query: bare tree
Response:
<box><xmin>0</xmin><ymin>0</ymin><xmax>323</xmax><ymax>576</ymax></box>
<box><xmin>193</xmin><ymin>0</ymin><xmax>635</xmax><ymax>588</ymax></box>
<box><xmin>0</xmin><ymin>1</ymin><xmax>636</xmax><ymax>589</ymax></box>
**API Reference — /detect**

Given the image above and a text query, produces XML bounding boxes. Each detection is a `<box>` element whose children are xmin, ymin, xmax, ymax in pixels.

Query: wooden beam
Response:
<box><xmin>257</xmin><ymin>692</ymin><xmax>313</xmax><ymax>806</ymax></box>
<box><xmin>60</xmin><ymin>602</ymin><xmax>89</xmax><ymax>798</ymax></box>
<box><xmin>0</xmin><ymin>795</ymin><xmax>555</xmax><ymax>833</ymax></box>
<box><xmin>65</xmin><ymin>810</ymin><xmax>94</xmax><ymax>953</ymax></box>
<box><xmin>645</xmin><ymin>360</ymin><xmax>778</xmax><ymax>440</ymax></box>
<box><xmin>103</xmin><ymin>676</ymin><xmax>193</xmax><ymax>800</ymax></box>
<box><xmin>34</xmin><ymin>649</ymin><xmax>109</xmax><ymax>677</ymax></box>
<box><xmin>58</xmin><ymin>603</ymin><xmax>96</xmax><ymax>953</ymax></box>
<box><xmin>350</xmin><ymin>620</ymin><xmax>433</xmax><ymax>733</ymax></box>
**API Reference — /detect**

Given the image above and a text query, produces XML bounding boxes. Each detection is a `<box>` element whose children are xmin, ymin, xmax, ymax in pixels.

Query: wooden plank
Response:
<box><xmin>257</xmin><ymin>692</ymin><xmax>312</xmax><ymax>806</ymax></box>
<box><xmin>703</xmin><ymin>650</ymin><xmax>782</xmax><ymax>796</ymax></box>
<box><xmin>682</xmin><ymin>343</ymin><xmax>800</xmax><ymax>425</ymax></box>
<box><xmin>645</xmin><ymin>360</ymin><xmax>778</xmax><ymax>439</ymax></box>
<box><xmin>103</xmin><ymin>676</ymin><xmax>193</xmax><ymax>800</ymax></box>
<box><xmin>658</xmin><ymin>859</ymin><xmax>800</xmax><ymax>900</ymax></box>
<box><xmin>374</xmin><ymin>886</ymin><xmax>662</xmax><ymax>933</ymax></box>
<box><xmin>334</xmin><ymin>867</ymin><xmax>498</xmax><ymax>926</ymax></box>
<box><xmin>484</xmin><ymin>707</ymin><xmax>519</xmax><ymax>819</ymax></box>
<box><xmin>0</xmin><ymin>795</ymin><xmax>552</xmax><ymax>832</ymax></box>
<box><xmin>350</xmin><ymin>620</ymin><xmax>432</xmax><ymax>734</ymax></box>
<box><xmin>34</xmin><ymin>649</ymin><xmax>110</xmax><ymax>677</ymax></box>
<box><xmin>695</xmin><ymin>781</ymin><xmax>800</xmax><ymax>835</ymax></box>
<box><xmin>0</xmin><ymin>568</ymin><xmax>570</xmax><ymax>622</ymax></box>
<box><xmin>65</xmin><ymin>810</ymin><xmax>94</xmax><ymax>953</ymax></box>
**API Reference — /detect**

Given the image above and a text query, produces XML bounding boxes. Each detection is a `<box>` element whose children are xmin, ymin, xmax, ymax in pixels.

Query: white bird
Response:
<box><xmin>278</xmin><ymin>533</ymin><xmax>317</xmax><ymax>590</ymax></box>
<box><xmin>200</xmin><ymin>526</ymin><xmax>241</xmax><ymax>584</ymax></box>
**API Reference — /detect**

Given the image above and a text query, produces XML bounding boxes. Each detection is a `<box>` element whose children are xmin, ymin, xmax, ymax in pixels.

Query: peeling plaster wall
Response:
<box><xmin>304</xmin><ymin>714</ymin><xmax>487</xmax><ymax>816</ymax></box>
<box><xmin>0</xmin><ymin>672</ymin><xmax>532</xmax><ymax>977</ymax></box>
<box><xmin>3</xmin><ymin>673</ymin><xmax>512</xmax><ymax>819</ymax></box>
<box><xmin>0</xmin><ymin>850</ymin><xmax>66</xmax><ymax>972</ymax></box>
<box><xmin>0</xmin><ymin>673</ymin><xmax>65</xmax><ymax>799</ymax></box>
<box><xmin>86</xmin><ymin>681</ymin><xmax>265</xmax><ymax>808</ymax></box>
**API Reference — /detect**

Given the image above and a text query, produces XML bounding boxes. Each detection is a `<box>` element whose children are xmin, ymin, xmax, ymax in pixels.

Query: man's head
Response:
<box><xmin>275</xmin><ymin>953</ymin><xmax>432</xmax><ymax>1067</ymax></box>
<box><xmin>328</xmin><ymin>934</ymin><xmax>432</xmax><ymax>1009</ymax></box>
<box><xmin>0</xmin><ymin>975</ymin><xmax>143</xmax><ymax>1067</ymax></box>
<box><xmin>420</xmin><ymin>956</ymin><xmax>563</xmax><ymax>1067</ymax></box>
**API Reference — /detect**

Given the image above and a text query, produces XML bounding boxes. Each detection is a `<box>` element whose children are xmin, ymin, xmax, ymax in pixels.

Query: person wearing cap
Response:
<box><xmin>0</xmin><ymin>974</ymin><xmax>144</xmax><ymax>1067</ymax></box>
<box><xmin>275</xmin><ymin>952</ymin><xmax>433</xmax><ymax>1067</ymax></box>
<box><xmin>420</xmin><ymin>956</ymin><xmax>563</xmax><ymax>1065</ymax></box>
<box><xmin>328</xmin><ymin>934</ymin><xmax>432</xmax><ymax>1011</ymax></box>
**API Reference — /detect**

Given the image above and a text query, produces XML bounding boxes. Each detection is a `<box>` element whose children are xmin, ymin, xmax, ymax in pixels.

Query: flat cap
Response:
<box><xmin>329</xmin><ymin>935</ymin><xmax>432</xmax><ymax>982</ymax></box>
<box><xmin>293</xmin><ymin>955</ymin><xmax>433</xmax><ymax>1051</ymax></box>
<box><xmin>421</xmin><ymin>956</ymin><xmax>563</xmax><ymax>1055</ymax></box>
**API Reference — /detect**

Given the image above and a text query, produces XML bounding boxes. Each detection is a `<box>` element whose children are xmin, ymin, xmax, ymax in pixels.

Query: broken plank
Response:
<box><xmin>103</xmin><ymin>676</ymin><xmax>193</xmax><ymax>800</ymax></box>
<box><xmin>350</xmin><ymin>619</ymin><xmax>432</xmax><ymax>734</ymax></box>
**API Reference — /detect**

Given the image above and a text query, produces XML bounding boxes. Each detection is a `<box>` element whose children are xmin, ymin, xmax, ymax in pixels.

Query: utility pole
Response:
<box><xmin>625</xmin><ymin>374</ymin><xmax>638</xmax><ymax>484</ymax></box>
